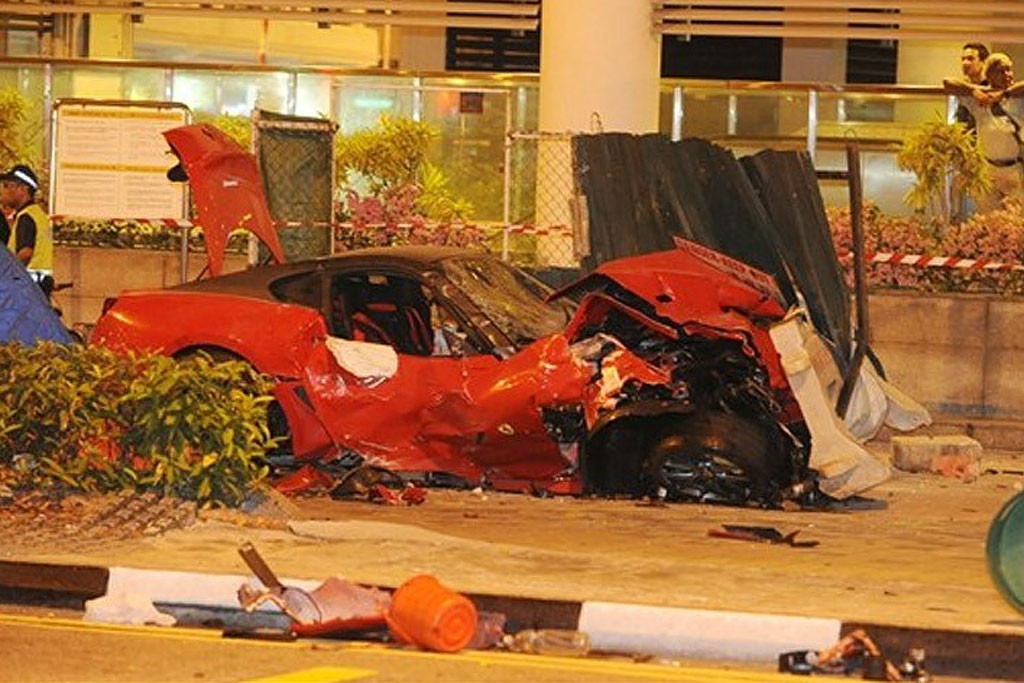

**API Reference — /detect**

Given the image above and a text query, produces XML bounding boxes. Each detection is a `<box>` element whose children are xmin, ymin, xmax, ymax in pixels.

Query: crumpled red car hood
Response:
<box><xmin>163</xmin><ymin>124</ymin><xmax>285</xmax><ymax>276</ymax></box>
<box><xmin>553</xmin><ymin>238</ymin><xmax>790</xmax><ymax>389</ymax></box>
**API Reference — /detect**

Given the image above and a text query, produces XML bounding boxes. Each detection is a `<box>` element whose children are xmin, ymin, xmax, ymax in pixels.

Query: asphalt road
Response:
<box><xmin>0</xmin><ymin>609</ymin><xmax>798</xmax><ymax>683</ymax></box>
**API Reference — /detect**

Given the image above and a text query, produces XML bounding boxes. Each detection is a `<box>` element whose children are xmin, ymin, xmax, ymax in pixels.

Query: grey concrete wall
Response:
<box><xmin>868</xmin><ymin>290</ymin><xmax>1024</xmax><ymax>419</ymax></box>
<box><xmin>52</xmin><ymin>246</ymin><xmax>249</xmax><ymax>330</ymax></box>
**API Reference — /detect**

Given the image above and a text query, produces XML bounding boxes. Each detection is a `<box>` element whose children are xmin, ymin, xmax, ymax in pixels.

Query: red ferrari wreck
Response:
<box><xmin>93</xmin><ymin>241</ymin><xmax>809</xmax><ymax>504</ymax></box>
<box><xmin>92</xmin><ymin>124</ymin><xmax>811</xmax><ymax>505</ymax></box>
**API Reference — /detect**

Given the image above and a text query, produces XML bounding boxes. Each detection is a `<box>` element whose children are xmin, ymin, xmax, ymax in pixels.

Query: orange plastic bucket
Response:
<box><xmin>386</xmin><ymin>574</ymin><xmax>478</xmax><ymax>653</ymax></box>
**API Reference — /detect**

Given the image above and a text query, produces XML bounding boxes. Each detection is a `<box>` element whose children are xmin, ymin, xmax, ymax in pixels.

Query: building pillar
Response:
<box><xmin>538</xmin><ymin>0</ymin><xmax>661</xmax><ymax>133</ymax></box>
<box><xmin>534</xmin><ymin>0</ymin><xmax>660</xmax><ymax>267</ymax></box>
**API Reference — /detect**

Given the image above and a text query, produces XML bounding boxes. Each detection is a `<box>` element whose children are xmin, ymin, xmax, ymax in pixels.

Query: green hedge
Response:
<box><xmin>53</xmin><ymin>218</ymin><xmax>249</xmax><ymax>253</ymax></box>
<box><xmin>0</xmin><ymin>343</ymin><xmax>275</xmax><ymax>507</ymax></box>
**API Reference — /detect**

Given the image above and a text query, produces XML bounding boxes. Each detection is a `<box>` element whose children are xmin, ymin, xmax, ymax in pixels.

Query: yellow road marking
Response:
<box><xmin>237</xmin><ymin>666</ymin><xmax>374</xmax><ymax>683</ymax></box>
<box><xmin>0</xmin><ymin>614</ymin><xmax>795</xmax><ymax>682</ymax></box>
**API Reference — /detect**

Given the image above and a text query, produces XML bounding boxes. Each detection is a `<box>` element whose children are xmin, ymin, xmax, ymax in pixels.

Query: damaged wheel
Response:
<box><xmin>643</xmin><ymin>411</ymin><xmax>785</xmax><ymax>504</ymax></box>
<box><xmin>585</xmin><ymin>411</ymin><xmax>788</xmax><ymax>505</ymax></box>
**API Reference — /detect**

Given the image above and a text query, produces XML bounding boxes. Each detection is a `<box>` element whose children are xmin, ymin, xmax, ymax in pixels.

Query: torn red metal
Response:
<box><xmin>163</xmin><ymin>124</ymin><xmax>285</xmax><ymax>276</ymax></box>
<box><xmin>94</xmin><ymin>190</ymin><xmax>810</xmax><ymax>505</ymax></box>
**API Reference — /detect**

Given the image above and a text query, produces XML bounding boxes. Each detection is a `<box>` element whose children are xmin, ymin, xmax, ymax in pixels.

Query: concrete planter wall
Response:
<box><xmin>50</xmin><ymin>246</ymin><xmax>1017</xmax><ymax>419</ymax></box>
<box><xmin>52</xmin><ymin>246</ymin><xmax>248</xmax><ymax>330</ymax></box>
<box><xmin>868</xmin><ymin>290</ymin><xmax>1024</xmax><ymax>420</ymax></box>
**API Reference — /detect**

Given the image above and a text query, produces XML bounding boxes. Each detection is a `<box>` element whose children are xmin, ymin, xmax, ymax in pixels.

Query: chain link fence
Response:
<box><xmin>254</xmin><ymin>109</ymin><xmax>335</xmax><ymax>263</ymax></box>
<box><xmin>503</xmin><ymin>131</ymin><xmax>583</xmax><ymax>269</ymax></box>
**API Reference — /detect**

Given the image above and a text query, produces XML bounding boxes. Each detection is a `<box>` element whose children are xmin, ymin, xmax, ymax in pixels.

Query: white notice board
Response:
<box><xmin>51</xmin><ymin>101</ymin><xmax>191</xmax><ymax>219</ymax></box>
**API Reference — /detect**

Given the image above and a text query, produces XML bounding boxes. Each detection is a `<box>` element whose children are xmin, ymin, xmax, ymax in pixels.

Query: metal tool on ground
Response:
<box><xmin>708</xmin><ymin>525</ymin><xmax>820</xmax><ymax>547</ymax></box>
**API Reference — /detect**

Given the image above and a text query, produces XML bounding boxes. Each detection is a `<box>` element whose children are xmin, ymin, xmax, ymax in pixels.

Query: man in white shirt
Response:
<box><xmin>947</xmin><ymin>53</ymin><xmax>1024</xmax><ymax>212</ymax></box>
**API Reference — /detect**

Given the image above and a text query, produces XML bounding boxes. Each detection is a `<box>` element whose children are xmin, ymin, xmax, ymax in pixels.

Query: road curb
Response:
<box><xmin>1</xmin><ymin>559</ymin><xmax>1022</xmax><ymax>679</ymax></box>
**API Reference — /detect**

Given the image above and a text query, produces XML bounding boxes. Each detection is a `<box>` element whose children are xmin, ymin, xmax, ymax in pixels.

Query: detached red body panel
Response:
<box><xmin>163</xmin><ymin>125</ymin><xmax>285</xmax><ymax>276</ymax></box>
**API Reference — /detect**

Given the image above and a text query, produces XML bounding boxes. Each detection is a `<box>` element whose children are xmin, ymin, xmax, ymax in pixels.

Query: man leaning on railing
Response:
<box><xmin>944</xmin><ymin>53</ymin><xmax>1024</xmax><ymax>213</ymax></box>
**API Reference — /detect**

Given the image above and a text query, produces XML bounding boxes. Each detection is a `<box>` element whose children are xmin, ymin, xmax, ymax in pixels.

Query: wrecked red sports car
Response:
<box><xmin>93</xmin><ymin>241</ymin><xmax>809</xmax><ymax>504</ymax></box>
<box><xmin>92</xmin><ymin>124</ymin><xmax>811</xmax><ymax>505</ymax></box>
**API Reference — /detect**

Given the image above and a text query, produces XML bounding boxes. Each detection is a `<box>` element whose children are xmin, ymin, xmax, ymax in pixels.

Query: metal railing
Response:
<box><xmin>4</xmin><ymin>56</ymin><xmax>961</xmax><ymax>267</ymax></box>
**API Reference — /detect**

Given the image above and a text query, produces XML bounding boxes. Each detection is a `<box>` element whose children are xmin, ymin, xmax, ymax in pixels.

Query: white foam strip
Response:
<box><xmin>579</xmin><ymin>601</ymin><xmax>841</xmax><ymax>663</ymax></box>
<box><xmin>105</xmin><ymin>566</ymin><xmax>320</xmax><ymax>609</ymax></box>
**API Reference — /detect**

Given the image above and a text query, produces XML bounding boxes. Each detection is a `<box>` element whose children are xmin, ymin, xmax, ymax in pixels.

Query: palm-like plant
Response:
<box><xmin>897</xmin><ymin>116</ymin><xmax>990</xmax><ymax>225</ymax></box>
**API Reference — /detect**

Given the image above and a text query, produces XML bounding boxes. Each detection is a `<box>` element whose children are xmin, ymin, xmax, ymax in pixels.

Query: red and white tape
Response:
<box><xmin>846</xmin><ymin>251</ymin><xmax>1024</xmax><ymax>272</ymax></box>
<box><xmin>51</xmin><ymin>216</ymin><xmax>573</xmax><ymax>236</ymax></box>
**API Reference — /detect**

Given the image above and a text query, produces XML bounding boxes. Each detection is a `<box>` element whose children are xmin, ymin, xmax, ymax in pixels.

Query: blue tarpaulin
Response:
<box><xmin>0</xmin><ymin>247</ymin><xmax>72</xmax><ymax>344</ymax></box>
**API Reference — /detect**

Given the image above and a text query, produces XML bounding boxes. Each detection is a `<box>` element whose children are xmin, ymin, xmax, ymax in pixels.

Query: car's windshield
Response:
<box><xmin>442</xmin><ymin>256</ymin><xmax>573</xmax><ymax>345</ymax></box>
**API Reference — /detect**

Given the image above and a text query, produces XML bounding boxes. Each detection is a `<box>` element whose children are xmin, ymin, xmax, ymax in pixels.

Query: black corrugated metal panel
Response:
<box><xmin>742</xmin><ymin>149</ymin><xmax>853</xmax><ymax>369</ymax></box>
<box><xmin>573</xmin><ymin>134</ymin><xmax>851</xmax><ymax>372</ymax></box>
<box><xmin>574</xmin><ymin>134</ymin><xmax>793</xmax><ymax>301</ymax></box>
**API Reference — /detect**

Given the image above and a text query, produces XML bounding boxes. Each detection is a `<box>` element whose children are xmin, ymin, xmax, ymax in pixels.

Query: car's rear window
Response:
<box><xmin>269</xmin><ymin>272</ymin><xmax>320</xmax><ymax>308</ymax></box>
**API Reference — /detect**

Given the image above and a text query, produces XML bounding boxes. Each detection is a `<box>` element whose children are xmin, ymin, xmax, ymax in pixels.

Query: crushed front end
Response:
<box><xmin>543</xmin><ymin>239</ymin><xmax>810</xmax><ymax>506</ymax></box>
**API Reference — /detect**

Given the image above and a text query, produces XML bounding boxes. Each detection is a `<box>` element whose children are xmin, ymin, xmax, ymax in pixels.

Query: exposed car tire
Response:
<box><xmin>641</xmin><ymin>411</ymin><xmax>785</xmax><ymax>504</ymax></box>
<box><xmin>585</xmin><ymin>411</ymin><xmax>788</xmax><ymax>505</ymax></box>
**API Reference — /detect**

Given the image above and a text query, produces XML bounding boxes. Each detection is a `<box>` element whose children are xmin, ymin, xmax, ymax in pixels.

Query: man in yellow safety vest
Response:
<box><xmin>0</xmin><ymin>164</ymin><xmax>52</xmax><ymax>283</ymax></box>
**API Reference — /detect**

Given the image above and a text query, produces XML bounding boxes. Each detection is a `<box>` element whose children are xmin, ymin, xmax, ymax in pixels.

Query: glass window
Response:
<box><xmin>442</xmin><ymin>255</ymin><xmax>569</xmax><ymax>346</ymax></box>
<box><xmin>269</xmin><ymin>270</ymin><xmax>321</xmax><ymax>309</ymax></box>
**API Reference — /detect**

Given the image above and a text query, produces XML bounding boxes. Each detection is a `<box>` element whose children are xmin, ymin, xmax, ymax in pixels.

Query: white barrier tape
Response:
<box><xmin>51</xmin><ymin>216</ymin><xmax>574</xmax><ymax>236</ymax></box>
<box><xmin>842</xmin><ymin>251</ymin><xmax>1024</xmax><ymax>272</ymax></box>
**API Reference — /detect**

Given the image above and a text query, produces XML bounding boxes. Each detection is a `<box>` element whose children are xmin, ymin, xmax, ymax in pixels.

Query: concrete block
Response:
<box><xmin>868</xmin><ymin>292</ymin><xmax>986</xmax><ymax>347</ymax></box>
<box><xmin>870</xmin><ymin>342</ymin><xmax>985</xmax><ymax>412</ymax></box>
<box><xmin>54</xmin><ymin>246</ymin><xmax>248</xmax><ymax>328</ymax></box>
<box><xmin>985</xmin><ymin>299</ymin><xmax>1024</xmax><ymax>351</ymax></box>
<box><xmin>891</xmin><ymin>435</ymin><xmax>983</xmax><ymax>481</ymax></box>
<box><xmin>981</xmin><ymin>348</ymin><xmax>1024</xmax><ymax>420</ymax></box>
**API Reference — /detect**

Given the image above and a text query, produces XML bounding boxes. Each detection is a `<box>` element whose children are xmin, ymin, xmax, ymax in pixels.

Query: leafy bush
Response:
<box><xmin>0</xmin><ymin>343</ymin><xmax>274</xmax><ymax>506</ymax></box>
<box><xmin>194</xmin><ymin>112</ymin><xmax>252</xmax><ymax>151</ymax></box>
<box><xmin>896</xmin><ymin>117</ymin><xmax>989</xmax><ymax>224</ymax></box>
<box><xmin>335</xmin><ymin>115</ymin><xmax>473</xmax><ymax>223</ymax></box>
<box><xmin>0</xmin><ymin>88</ymin><xmax>27</xmax><ymax>171</ymax></box>
<box><xmin>53</xmin><ymin>218</ymin><xmax>249</xmax><ymax>253</ymax></box>
<box><xmin>828</xmin><ymin>202</ymin><xmax>1024</xmax><ymax>295</ymax></box>
<box><xmin>335</xmin><ymin>184</ymin><xmax>486</xmax><ymax>251</ymax></box>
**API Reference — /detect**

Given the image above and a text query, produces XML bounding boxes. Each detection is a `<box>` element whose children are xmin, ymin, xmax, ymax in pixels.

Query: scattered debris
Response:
<box><xmin>778</xmin><ymin>629</ymin><xmax>930</xmax><ymax>681</ymax></box>
<box><xmin>386</xmin><ymin>574</ymin><xmax>478</xmax><ymax>653</ymax></box>
<box><xmin>237</xmin><ymin>541</ymin><xmax>389</xmax><ymax>637</ymax></box>
<box><xmin>502</xmin><ymin>629</ymin><xmax>592</xmax><ymax>657</ymax></box>
<box><xmin>708</xmin><ymin>525</ymin><xmax>819</xmax><ymax>548</ymax></box>
<box><xmin>235</xmin><ymin>542</ymin><xmax>487</xmax><ymax>653</ymax></box>
<box><xmin>329</xmin><ymin>465</ymin><xmax>428</xmax><ymax>506</ymax></box>
<box><xmin>274</xmin><ymin>463</ymin><xmax>335</xmax><ymax>496</ymax></box>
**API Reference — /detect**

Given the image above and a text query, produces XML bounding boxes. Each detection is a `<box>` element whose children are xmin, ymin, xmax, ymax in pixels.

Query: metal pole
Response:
<box><xmin>726</xmin><ymin>93</ymin><xmax>737</xmax><ymax>136</ymax></box>
<box><xmin>671</xmin><ymin>85</ymin><xmax>683</xmax><ymax>142</ymax></box>
<box><xmin>806</xmin><ymin>89</ymin><xmax>818</xmax><ymax>162</ymax></box>
<box><xmin>412</xmin><ymin>75</ymin><xmax>422</xmax><ymax>122</ymax></box>
<box><xmin>837</xmin><ymin>142</ymin><xmax>869</xmax><ymax>418</ymax></box>
<box><xmin>502</xmin><ymin>95</ymin><xmax>512</xmax><ymax>262</ymax></box>
<box><xmin>180</xmin><ymin>224</ymin><xmax>189</xmax><ymax>283</ymax></box>
<box><xmin>287</xmin><ymin>71</ymin><xmax>298</xmax><ymax>115</ymax></box>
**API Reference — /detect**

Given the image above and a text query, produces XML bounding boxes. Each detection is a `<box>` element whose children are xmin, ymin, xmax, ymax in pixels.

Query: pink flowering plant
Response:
<box><xmin>336</xmin><ymin>185</ymin><xmax>486</xmax><ymax>250</ymax></box>
<box><xmin>333</xmin><ymin>115</ymin><xmax>485</xmax><ymax>251</ymax></box>
<box><xmin>828</xmin><ymin>201</ymin><xmax>1024</xmax><ymax>295</ymax></box>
